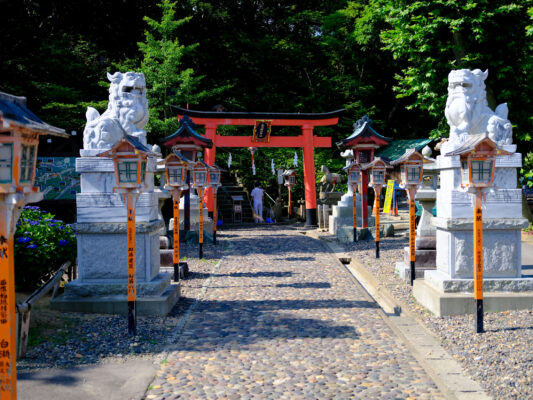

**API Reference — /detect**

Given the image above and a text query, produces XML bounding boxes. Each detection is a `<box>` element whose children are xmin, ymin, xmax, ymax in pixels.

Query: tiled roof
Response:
<box><xmin>376</xmin><ymin>138</ymin><xmax>433</xmax><ymax>162</ymax></box>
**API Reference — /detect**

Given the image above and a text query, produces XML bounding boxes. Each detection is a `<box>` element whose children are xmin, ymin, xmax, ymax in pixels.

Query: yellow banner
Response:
<box><xmin>382</xmin><ymin>180</ymin><xmax>395</xmax><ymax>214</ymax></box>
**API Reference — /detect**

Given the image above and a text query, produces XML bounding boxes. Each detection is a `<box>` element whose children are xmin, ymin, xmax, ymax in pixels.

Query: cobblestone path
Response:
<box><xmin>145</xmin><ymin>226</ymin><xmax>444</xmax><ymax>399</ymax></box>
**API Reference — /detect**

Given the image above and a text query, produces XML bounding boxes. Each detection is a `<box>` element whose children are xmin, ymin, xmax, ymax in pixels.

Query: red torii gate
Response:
<box><xmin>172</xmin><ymin>106</ymin><xmax>344</xmax><ymax>226</ymax></box>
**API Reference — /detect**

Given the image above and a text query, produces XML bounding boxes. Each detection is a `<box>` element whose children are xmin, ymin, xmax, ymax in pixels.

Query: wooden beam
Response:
<box><xmin>214</xmin><ymin>135</ymin><xmax>331</xmax><ymax>148</ymax></box>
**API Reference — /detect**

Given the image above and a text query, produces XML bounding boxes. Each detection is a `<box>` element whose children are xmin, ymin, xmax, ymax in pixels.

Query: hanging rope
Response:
<box><xmin>271</xmin><ymin>159</ymin><xmax>275</xmax><ymax>175</ymax></box>
<box><xmin>227</xmin><ymin>153</ymin><xmax>232</xmax><ymax>168</ymax></box>
<box><xmin>293</xmin><ymin>152</ymin><xmax>298</xmax><ymax>167</ymax></box>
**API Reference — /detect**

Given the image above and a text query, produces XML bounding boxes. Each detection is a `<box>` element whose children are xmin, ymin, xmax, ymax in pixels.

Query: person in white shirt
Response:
<box><xmin>250</xmin><ymin>181</ymin><xmax>264</xmax><ymax>223</ymax></box>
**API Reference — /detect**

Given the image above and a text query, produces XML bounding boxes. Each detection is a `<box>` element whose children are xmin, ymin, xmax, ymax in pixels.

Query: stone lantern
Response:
<box><xmin>391</xmin><ymin>149</ymin><xmax>425</xmax><ymax>285</ymax></box>
<box><xmin>283</xmin><ymin>169</ymin><xmax>297</xmax><ymax>217</ymax></box>
<box><xmin>361</xmin><ymin>158</ymin><xmax>388</xmax><ymax>258</ymax></box>
<box><xmin>161</xmin><ymin>151</ymin><xmax>191</xmax><ymax>282</ymax></box>
<box><xmin>98</xmin><ymin>136</ymin><xmax>157</xmax><ymax>336</ymax></box>
<box><xmin>0</xmin><ymin>91</ymin><xmax>67</xmax><ymax>397</ymax></box>
<box><xmin>446</xmin><ymin>133</ymin><xmax>511</xmax><ymax>333</ymax></box>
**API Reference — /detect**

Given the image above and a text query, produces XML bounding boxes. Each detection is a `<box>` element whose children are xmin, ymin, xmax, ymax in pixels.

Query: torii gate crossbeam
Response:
<box><xmin>173</xmin><ymin>106</ymin><xmax>344</xmax><ymax>226</ymax></box>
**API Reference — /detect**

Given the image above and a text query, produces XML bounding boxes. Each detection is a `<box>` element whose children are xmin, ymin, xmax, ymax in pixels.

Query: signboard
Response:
<box><xmin>382</xmin><ymin>180</ymin><xmax>395</xmax><ymax>214</ymax></box>
<box><xmin>35</xmin><ymin>157</ymin><xmax>80</xmax><ymax>200</ymax></box>
<box><xmin>252</xmin><ymin>120</ymin><xmax>272</xmax><ymax>143</ymax></box>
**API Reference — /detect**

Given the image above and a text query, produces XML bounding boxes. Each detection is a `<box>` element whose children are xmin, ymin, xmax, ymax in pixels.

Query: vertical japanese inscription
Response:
<box><xmin>173</xmin><ymin>193</ymin><xmax>180</xmax><ymax>264</ymax></box>
<box><xmin>375</xmin><ymin>190</ymin><xmax>380</xmax><ymax>242</ymax></box>
<box><xmin>474</xmin><ymin>197</ymin><xmax>483</xmax><ymax>300</ymax></box>
<box><xmin>0</xmin><ymin>233</ymin><xmax>15</xmax><ymax>396</ymax></box>
<box><xmin>127</xmin><ymin>195</ymin><xmax>136</xmax><ymax>302</ymax></box>
<box><xmin>199</xmin><ymin>190</ymin><xmax>204</xmax><ymax>244</ymax></box>
<box><xmin>409</xmin><ymin>196</ymin><xmax>416</xmax><ymax>262</ymax></box>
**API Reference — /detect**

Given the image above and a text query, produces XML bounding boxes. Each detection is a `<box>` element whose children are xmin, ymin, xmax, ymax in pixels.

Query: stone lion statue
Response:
<box><xmin>83</xmin><ymin>71</ymin><xmax>149</xmax><ymax>150</ymax></box>
<box><xmin>444</xmin><ymin>69</ymin><xmax>512</xmax><ymax>153</ymax></box>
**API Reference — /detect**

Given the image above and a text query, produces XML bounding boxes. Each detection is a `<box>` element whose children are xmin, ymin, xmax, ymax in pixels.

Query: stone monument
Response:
<box><xmin>414</xmin><ymin>69</ymin><xmax>532</xmax><ymax>316</ymax></box>
<box><xmin>52</xmin><ymin>72</ymin><xmax>180</xmax><ymax>315</ymax></box>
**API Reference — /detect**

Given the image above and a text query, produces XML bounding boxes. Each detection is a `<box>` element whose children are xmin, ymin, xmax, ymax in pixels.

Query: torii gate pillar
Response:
<box><xmin>174</xmin><ymin>107</ymin><xmax>344</xmax><ymax>227</ymax></box>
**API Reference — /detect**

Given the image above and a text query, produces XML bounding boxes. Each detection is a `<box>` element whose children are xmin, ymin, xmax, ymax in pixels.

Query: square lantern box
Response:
<box><xmin>192</xmin><ymin>162</ymin><xmax>209</xmax><ymax>189</ymax></box>
<box><xmin>0</xmin><ymin>131</ymin><xmax>40</xmax><ymax>193</ymax></box>
<box><xmin>347</xmin><ymin>162</ymin><xmax>361</xmax><ymax>188</ymax></box>
<box><xmin>446</xmin><ymin>133</ymin><xmax>511</xmax><ymax>190</ymax></box>
<box><xmin>97</xmin><ymin>136</ymin><xmax>157</xmax><ymax>189</ymax></box>
<box><xmin>163</xmin><ymin>151</ymin><xmax>191</xmax><ymax>190</ymax></box>
<box><xmin>282</xmin><ymin>169</ymin><xmax>297</xmax><ymax>188</ymax></box>
<box><xmin>366</xmin><ymin>159</ymin><xmax>387</xmax><ymax>188</ymax></box>
<box><xmin>390</xmin><ymin>149</ymin><xmax>425</xmax><ymax>187</ymax></box>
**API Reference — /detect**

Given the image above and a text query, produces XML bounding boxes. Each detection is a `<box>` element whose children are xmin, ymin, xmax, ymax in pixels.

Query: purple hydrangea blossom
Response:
<box><xmin>17</xmin><ymin>237</ymin><xmax>31</xmax><ymax>244</ymax></box>
<box><xmin>59</xmin><ymin>240</ymin><xmax>69</xmax><ymax>246</ymax></box>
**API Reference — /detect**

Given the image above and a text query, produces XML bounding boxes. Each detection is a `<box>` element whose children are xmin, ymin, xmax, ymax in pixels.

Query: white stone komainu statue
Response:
<box><xmin>83</xmin><ymin>71</ymin><xmax>149</xmax><ymax>150</ymax></box>
<box><xmin>443</xmin><ymin>69</ymin><xmax>512</xmax><ymax>153</ymax></box>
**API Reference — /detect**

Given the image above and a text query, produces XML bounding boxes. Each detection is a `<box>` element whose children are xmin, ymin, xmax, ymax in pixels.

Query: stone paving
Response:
<box><xmin>145</xmin><ymin>226</ymin><xmax>445</xmax><ymax>399</ymax></box>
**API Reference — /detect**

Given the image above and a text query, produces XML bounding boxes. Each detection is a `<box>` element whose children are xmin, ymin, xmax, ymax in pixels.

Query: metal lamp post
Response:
<box><xmin>447</xmin><ymin>134</ymin><xmax>510</xmax><ymax>334</ymax></box>
<box><xmin>162</xmin><ymin>150</ymin><xmax>191</xmax><ymax>282</ymax></box>
<box><xmin>191</xmin><ymin>162</ymin><xmax>208</xmax><ymax>259</ymax></box>
<box><xmin>98</xmin><ymin>136</ymin><xmax>155</xmax><ymax>336</ymax></box>
<box><xmin>0</xmin><ymin>92</ymin><xmax>67</xmax><ymax>399</ymax></box>
<box><xmin>362</xmin><ymin>158</ymin><xmax>387</xmax><ymax>258</ymax></box>
<box><xmin>283</xmin><ymin>170</ymin><xmax>297</xmax><ymax>218</ymax></box>
<box><xmin>344</xmin><ymin>162</ymin><xmax>361</xmax><ymax>242</ymax></box>
<box><xmin>391</xmin><ymin>149</ymin><xmax>425</xmax><ymax>286</ymax></box>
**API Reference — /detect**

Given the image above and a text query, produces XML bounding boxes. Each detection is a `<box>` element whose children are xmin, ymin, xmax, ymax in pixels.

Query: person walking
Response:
<box><xmin>250</xmin><ymin>181</ymin><xmax>264</xmax><ymax>223</ymax></box>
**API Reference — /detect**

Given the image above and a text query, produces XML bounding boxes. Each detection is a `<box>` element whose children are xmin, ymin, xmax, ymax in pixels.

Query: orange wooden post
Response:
<box><xmin>213</xmin><ymin>189</ymin><xmax>218</xmax><ymax>245</ymax></box>
<box><xmin>198</xmin><ymin>189</ymin><xmax>204</xmax><ymax>259</ymax></box>
<box><xmin>361</xmin><ymin>173</ymin><xmax>369</xmax><ymax>228</ymax></box>
<box><xmin>474</xmin><ymin>193</ymin><xmax>484</xmax><ymax>333</ymax></box>
<box><xmin>173</xmin><ymin>190</ymin><xmax>181</xmax><ymax>282</ymax></box>
<box><xmin>126</xmin><ymin>192</ymin><xmax>137</xmax><ymax>336</ymax></box>
<box><xmin>302</xmin><ymin>125</ymin><xmax>318</xmax><ymax>225</ymax></box>
<box><xmin>375</xmin><ymin>189</ymin><xmax>380</xmax><ymax>258</ymax></box>
<box><xmin>288</xmin><ymin>187</ymin><xmax>292</xmax><ymax>218</ymax></box>
<box><xmin>204</xmin><ymin>124</ymin><xmax>217</xmax><ymax>214</ymax></box>
<box><xmin>0</xmin><ymin>203</ymin><xmax>17</xmax><ymax>399</ymax></box>
<box><xmin>352</xmin><ymin>191</ymin><xmax>357</xmax><ymax>242</ymax></box>
<box><xmin>408</xmin><ymin>189</ymin><xmax>416</xmax><ymax>285</ymax></box>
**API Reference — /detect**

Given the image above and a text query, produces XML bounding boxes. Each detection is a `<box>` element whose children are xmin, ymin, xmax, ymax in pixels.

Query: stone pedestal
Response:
<box><xmin>329</xmin><ymin>190</ymin><xmax>374</xmax><ymax>239</ymax></box>
<box><xmin>414</xmin><ymin>153</ymin><xmax>533</xmax><ymax>316</ymax></box>
<box><xmin>51</xmin><ymin>155</ymin><xmax>180</xmax><ymax>316</ymax></box>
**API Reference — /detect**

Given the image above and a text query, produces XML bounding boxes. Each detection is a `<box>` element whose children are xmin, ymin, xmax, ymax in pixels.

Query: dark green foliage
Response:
<box><xmin>2</xmin><ymin>0</ymin><xmax>533</xmax><ymax>184</ymax></box>
<box><xmin>15</xmin><ymin>206</ymin><xmax>77</xmax><ymax>291</ymax></box>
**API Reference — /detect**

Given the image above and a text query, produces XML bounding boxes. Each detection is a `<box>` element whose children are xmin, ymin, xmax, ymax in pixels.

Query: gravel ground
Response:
<box><xmin>17</xmin><ymin>239</ymin><xmax>226</xmax><ymax>371</ymax></box>
<box><xmin>318</xmin><ymin>230</ymin><xmax>533</xmax><ymax>400</ymax></box>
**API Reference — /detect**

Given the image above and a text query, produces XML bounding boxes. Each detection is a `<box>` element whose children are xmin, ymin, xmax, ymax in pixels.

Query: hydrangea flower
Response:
<box><xmin>17</xmin><ymin>237</ymin><xmax>31</xmax><ymax>244</ymax></box>
<box><xmin>27</xmin><ymin>244</ymin><xmax>37</xmax><ymax>249</ymax></box>
<box><xmin>59</xmin><ymin>240</ymin><xmax>69</xmax><ymax>246</ymax></box>
<box><xmin>48</xmin><ymin>223</ymin><xmax>56</xmax><ymax>227</ymax></box>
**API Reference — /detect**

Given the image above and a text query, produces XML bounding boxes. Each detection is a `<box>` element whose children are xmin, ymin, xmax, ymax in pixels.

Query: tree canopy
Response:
<box><xmin>2</xmin><ymin>0</ymin><xmax>533</xmax><ymax>189</ymax></box>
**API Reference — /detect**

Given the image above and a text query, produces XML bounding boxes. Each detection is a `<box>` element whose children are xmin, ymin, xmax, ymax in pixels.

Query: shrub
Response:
<box><xmin>14</xmin><ymin>206</ymin><xmax>77</xmax><ymax>291</ymax></box>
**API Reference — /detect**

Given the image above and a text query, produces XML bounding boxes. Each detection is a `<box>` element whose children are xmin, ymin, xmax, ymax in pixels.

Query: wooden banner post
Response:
<box><xmin>408</xmin><ymin>188</ymin><xmax>416</xmax><ymax>285</ymax></box>
<box><xmin>198</xmin><ymin>189</ymin><xmax>204</xmax><ymax>259</ymax></box>
<box><xmin>126</xmin><ymin>192</ymin><xmax>137</xmax><ymax>336</ymax></box>
<box><xmin>173</xmin><ymin>190</ymin><xmax>181</xmax><ymax>282</ymax></box>
<box><xmin>474</xmin><ymin>193</ymin><xmax>484</xmax><ymax>333</ymax></box>
<box><xmin>288</xmin><ymin>187</ymin><xmax>292</xmax><ymax>218</ymax></box>
<box><xmin>0</xmin><ymin>201</ymin><xmax>17</xmax><ymax>399</ymax></box>
<box><xmin>213</xmin><ymin>189</ymin><xmax>218</xmax><ymax>245</ymax></box>
<box><xmin>352</xmin><ymin>191</ymin><xmax>357</xmax><ymax>242</ymax></box>
<box><xmin>375</xmin><ymin>188</ymin><xmax>381</xmax><ymax>258</ymax></box>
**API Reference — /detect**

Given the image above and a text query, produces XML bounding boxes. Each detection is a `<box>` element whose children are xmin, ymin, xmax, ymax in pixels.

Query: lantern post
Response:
<box><xmin>391</xmin><ymin>149</ymin><xmax>425</xmax><ymax>286</ymax></box>
<box><xmin>343</xmin><ymin>162</ymin><xmax>361</xmax><ymax>242</ymax></box>
<box><xmin>447</xmin><ymin>134</ymin><xmax>509</xmax><ymax>333</ymax></box>
<box><xmin>161</xmin><ymin>150</ymin><xmax>191</xmax><ymax>282</ymax></box>
<box><xmin>0</xmin><ymin>92</ymin><xmax>67</xmax><ymax>399</ymax></box>
<box><xmin>208</xmin><ymin>164</ymin><xmax>224</xmax><ymax>245</ymax></box>
<box><xmin>362</xmin><ymin>158</ymin><xmax>387</xmax><ymax>258</ymax></box>
<box><xmin>191</xmin><ymin>161</ymin><xmax>209</xmax><ymax>259</ymax></box>
<box><xmin>282</xmin><ymin>170</ymin><xmax>297</xmax><ymax>218</ymax></box>
<box><xmin>98</xmin><ymin>136</ymin><xmax>155</xmax><ymax>336</ymax></box>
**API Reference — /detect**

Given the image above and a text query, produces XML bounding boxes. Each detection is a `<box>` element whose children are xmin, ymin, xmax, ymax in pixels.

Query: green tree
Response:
<box><xmin>138</xmin><ymin>0</ymin><xmax>226</xmax><ymax>141</ymax></box>
<box><xmin>378</xmin><ymin>0</ymin><xmax>533</xmax><ymax>142</ymax></box>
